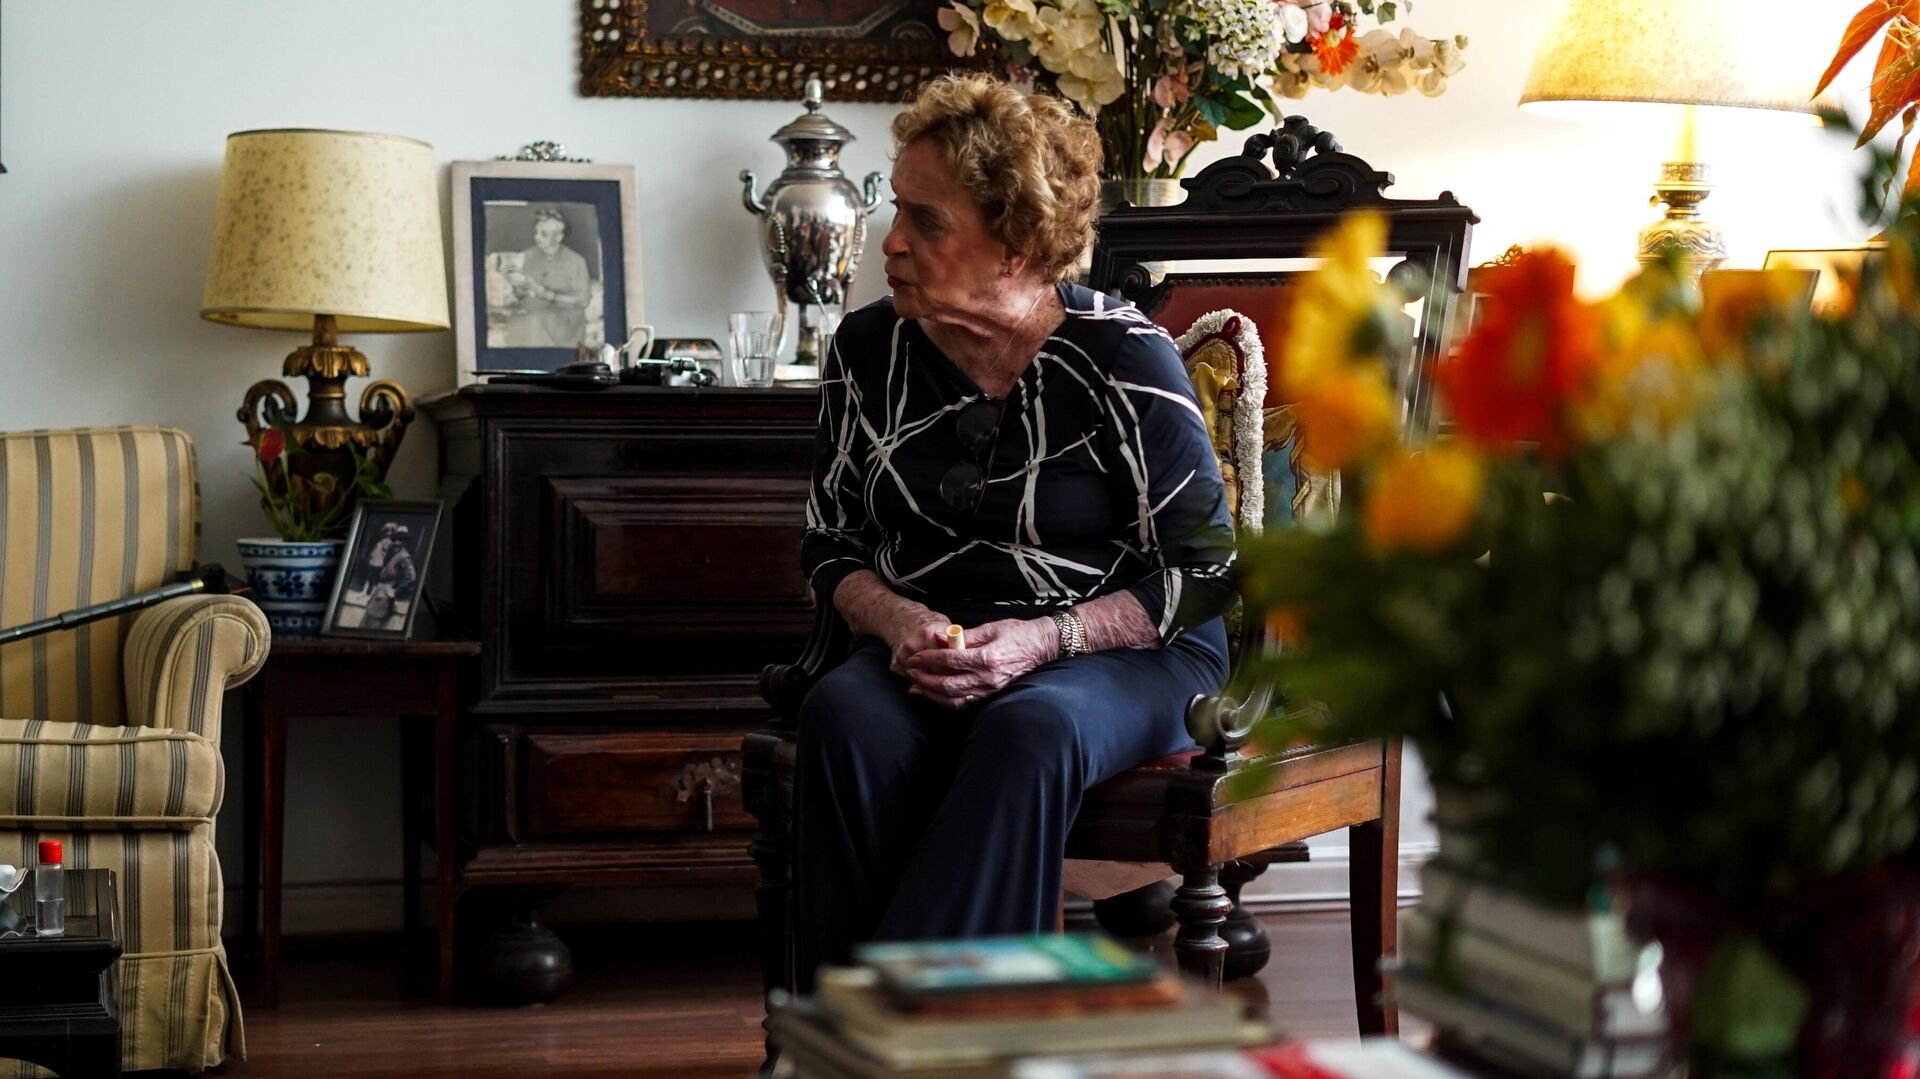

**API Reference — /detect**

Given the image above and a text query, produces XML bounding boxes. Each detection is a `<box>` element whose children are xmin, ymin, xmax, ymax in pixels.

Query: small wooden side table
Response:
<box><xmin>0</xmin><ymin>868</ymin><xmax>121</xmax><ymax>1078</ymax></box>
<box><xmin>239</xmin><ymin>637</ymin><xmax>479</xmax><ymax>1007</ymax></box>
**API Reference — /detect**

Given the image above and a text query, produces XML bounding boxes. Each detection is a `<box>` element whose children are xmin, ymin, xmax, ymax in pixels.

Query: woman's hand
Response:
<box><xmin>882</xmin><ymin>608</ymin><xmax>956</xmax><ymax>678</ymax></box>
<box><xmin>905</xmin><ymin>617</ymin><xmax>1058</xmax><ymax>710</ymax></box>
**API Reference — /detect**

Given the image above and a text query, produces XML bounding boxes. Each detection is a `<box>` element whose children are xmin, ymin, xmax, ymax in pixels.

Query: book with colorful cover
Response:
<box><xmin>814</xmin><ymin>966</ymin><xmax>1263</xmax><ymax>1069</ymax></box>
<box><xmin>857</xmin><ymin>933</ymin><xmax>1163</xmax><ymax>998</ymax></box>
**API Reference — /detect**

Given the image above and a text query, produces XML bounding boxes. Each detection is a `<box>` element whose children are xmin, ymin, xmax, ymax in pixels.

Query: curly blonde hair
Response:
<box><xmin>891</xmin><ymin>75</ymin><xmax>1103</xmax><ymax>283</ymax></box>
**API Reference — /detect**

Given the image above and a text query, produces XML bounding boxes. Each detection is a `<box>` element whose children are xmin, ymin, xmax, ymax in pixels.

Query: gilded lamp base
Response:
<box><xmin>237</xmin><ymin>314</ymin><xmax>414</xmax><ymax>521</ymax></box>
<box><xmin>1639</xmin><ymin>160</ymin><xmax>1727</xmax><ymax>278</ymax></box>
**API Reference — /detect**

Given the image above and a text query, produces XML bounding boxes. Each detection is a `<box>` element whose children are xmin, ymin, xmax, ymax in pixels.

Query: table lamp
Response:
<box><xmin>202</xmin><ymin>128</ymin><xmax>449</xmax><ymax>502</ymax></box>
<box><xmin>1518</xmin><ymin>0</ymin><xmax>1824</xmax><ymax>275</ymax></box>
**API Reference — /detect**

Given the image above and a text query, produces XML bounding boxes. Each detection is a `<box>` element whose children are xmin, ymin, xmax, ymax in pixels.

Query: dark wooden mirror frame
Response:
<box><xmin>1088</xmin><ymin>115</ymin><xmax>1479</xmax><ymax>441</ymax></box>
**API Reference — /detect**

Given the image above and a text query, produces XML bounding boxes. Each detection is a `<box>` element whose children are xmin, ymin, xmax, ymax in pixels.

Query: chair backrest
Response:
<box><xmin>0</xmin><ymin>426</ymin><xmax>200</xmax><ymax>726</ymax></box>
<box><xmin>1091</xmin><ymin>115</ymin><xmax>1478</xmax><ymax>448</ymax></box>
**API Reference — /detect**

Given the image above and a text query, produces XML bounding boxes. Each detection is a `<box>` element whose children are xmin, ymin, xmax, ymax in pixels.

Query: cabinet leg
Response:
<box><xmin>401</xmin><ymin>719</ymin><xmax>423</xmax><ymax>951</ymax></box>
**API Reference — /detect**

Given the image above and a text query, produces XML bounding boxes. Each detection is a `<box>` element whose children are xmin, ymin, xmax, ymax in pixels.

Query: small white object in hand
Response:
<box><xmin>0</xmin><ymin>865</ymin><xmax>26</xmax><ymax>896</ymax></box>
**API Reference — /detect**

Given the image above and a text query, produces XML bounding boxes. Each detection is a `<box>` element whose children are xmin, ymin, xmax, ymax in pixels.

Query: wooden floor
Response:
<box><xmin>228</xmin><ymin>912</ymin><xmax>1402</xmax><ymax>1078</ymax></box>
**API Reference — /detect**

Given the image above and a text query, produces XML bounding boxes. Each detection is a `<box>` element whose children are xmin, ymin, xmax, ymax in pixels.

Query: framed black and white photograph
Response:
<box><xmin>321</xmin><ymin>499</ymin><xmax>443</xmax><ymax>640</ymax></box>
<box><xmin>451</xmin><ymin>159</ymin><xmax>644</xmax><ymax>382</ymax></box>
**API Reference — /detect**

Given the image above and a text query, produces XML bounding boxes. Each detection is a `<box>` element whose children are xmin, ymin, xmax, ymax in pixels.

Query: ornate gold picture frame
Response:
<box><xmin>579</xmin><ymin>0</ymin><xmax>956</xmax><ymax>102</ymax></box>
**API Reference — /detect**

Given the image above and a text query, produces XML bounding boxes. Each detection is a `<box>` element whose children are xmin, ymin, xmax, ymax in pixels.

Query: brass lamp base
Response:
<box><xmin>237</xmin><ymin>314</ymin><xmax>414</xmax><ymax>522</ymax></box>
<box><xmin>1639</xmin><ymin>160</ymin><xmax>1727</xmax><ymax>278</ymax></box>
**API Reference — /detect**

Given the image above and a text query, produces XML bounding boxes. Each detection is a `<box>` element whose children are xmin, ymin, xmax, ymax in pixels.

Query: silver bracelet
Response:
<box><xmin>1050</xmin><ymin>609</ymin><xmax>1089</xmax><ymax>659</ymax></box>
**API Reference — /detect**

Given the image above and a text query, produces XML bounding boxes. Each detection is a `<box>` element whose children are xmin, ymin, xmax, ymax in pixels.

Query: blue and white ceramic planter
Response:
<box><xmin>235</xmin><ymin>538</ymin><xmax>344</xmax><ymax>639</ymax></box>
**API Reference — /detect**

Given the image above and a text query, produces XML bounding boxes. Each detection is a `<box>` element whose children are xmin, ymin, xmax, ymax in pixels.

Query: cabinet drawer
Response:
<box><xmin>523</xmin><ymin>730</ymin><xmax>755</xmax><ymax>838</ymax></box>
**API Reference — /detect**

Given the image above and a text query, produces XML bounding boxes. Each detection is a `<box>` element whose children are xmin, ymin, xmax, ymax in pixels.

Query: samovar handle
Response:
<box><xmin>861</xmin><ymin>171</ymin><xmax>886</xmax><ymax>215</ymax></box>
<box><xmin>739</xmin><ymin>169</ymin><xmax>767</xmax><ymax>217</ymax></box>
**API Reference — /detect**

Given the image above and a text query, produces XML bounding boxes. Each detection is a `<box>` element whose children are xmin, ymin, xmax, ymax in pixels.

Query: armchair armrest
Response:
<box><xmin>123</xmin><ymin>594</ymin><xmax>271</xmax><ymax>738</ymax></box>
<box><xmin>1183</xmin><ymin>609</ymin><xmax>1275</xmax><ymax>771</ymax></box>
<box><xmin>758</xmin><ymin>601</ymin><xmax>853</xmax><ymax>725</ymax></box>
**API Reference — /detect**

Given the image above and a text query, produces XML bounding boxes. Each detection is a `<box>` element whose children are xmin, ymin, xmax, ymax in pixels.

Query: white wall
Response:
<box><xmin>0</xmin><ymin>1</ymin><xmax>1873</xmax><ymax>929</ymax></box>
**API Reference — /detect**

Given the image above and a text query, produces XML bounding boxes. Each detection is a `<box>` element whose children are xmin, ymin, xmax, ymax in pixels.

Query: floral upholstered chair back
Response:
<box><xmin>1172</xmin><ymin>308</ymin><xmax>1337</xmax><ymax>540</ymax></box>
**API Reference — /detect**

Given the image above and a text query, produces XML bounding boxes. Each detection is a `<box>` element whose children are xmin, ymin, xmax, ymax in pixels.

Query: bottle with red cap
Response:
<box><xmin>34</xmin><ymin>838</ymin><xmax>63</xmax><ymax>937</ymax></box>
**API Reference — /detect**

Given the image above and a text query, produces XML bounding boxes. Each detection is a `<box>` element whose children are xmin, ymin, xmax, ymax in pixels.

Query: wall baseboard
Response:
<box><xmin>1237</xmin><ymin>841</ymin><xmax>1438</xmax><ymax>911</ymax></box>
<box><xmin>227</xmin><ymin>844</ymin><xmax>1440</xmax><ymax>940</ymax></box>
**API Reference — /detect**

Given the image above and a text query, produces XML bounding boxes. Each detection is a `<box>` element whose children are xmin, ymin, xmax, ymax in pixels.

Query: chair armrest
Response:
<box><xmin>759</xmin><ymin>601</ymin><xmax>853</xmax><ymax>724</ymax></box>
<box><xmin>123</xmin><ymin>593</ymin><xmax>271</xmax><ymax>738</ymax></box>
<box><xmin>1184</xmin><ymin>612</ymin><xmax>1276</xmax><ymax>771</ymax></box>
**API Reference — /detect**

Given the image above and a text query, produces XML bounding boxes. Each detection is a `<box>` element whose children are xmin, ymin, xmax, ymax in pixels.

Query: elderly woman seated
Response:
<box><xmin>794</xmin><ymin>74</ymin><xmax>1237</xmax><ymax>989</ymax></box>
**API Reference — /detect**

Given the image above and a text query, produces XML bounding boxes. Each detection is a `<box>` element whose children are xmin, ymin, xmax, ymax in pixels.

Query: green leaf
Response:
<box><xmin>1221</xmin><ymin>91</ymin><xmax>1265</xmax><ymax>130</ymax></box>
<box><xmin>1194</xmin><ymin>95</ymin><xmax>1227</xmax><ymax>127</ymax></box>
<box><xmin>1688</xmin><ymin>937</ymin><xmax>1807</xmax><ymax>1063</ymax></box>
<box><xmin>1355</xmin><ymin>0</ymin><xmax>1374</xmax><ymax>12</ymax></box>
<box><xmin>1379</xmin><ymin>0</ymin><xmax>1396</xmax><ymax>21</ymax></box>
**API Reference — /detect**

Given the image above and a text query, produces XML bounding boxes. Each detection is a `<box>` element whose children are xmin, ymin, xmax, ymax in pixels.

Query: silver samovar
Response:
<box><xmin>740</xmin><ymin>77</ymin><xmax>885</xmax><ymax>368</ymax></box>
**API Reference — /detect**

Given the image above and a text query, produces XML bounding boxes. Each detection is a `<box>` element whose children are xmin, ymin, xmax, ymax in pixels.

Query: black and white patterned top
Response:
<box><xmin>802</xmin><ymin>281</ymin><xmax>1236</xmax><ymax>649</ymax></box>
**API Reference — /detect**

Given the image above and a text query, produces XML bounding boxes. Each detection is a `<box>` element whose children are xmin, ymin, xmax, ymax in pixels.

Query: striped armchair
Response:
<box><xmin>0</xmin><ymin>426</ymin><xmax>269</xmax><ymax>1074</ymax></box>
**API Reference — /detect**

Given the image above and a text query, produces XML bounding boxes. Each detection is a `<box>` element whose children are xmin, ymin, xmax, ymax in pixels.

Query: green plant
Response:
<box><xmin>247</xmin><ymin>426</ymin><xmax>392</xmax><ymax>542</ymax></box>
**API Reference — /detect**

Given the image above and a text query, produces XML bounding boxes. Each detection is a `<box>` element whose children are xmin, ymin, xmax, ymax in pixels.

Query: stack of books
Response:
<box><xmin>1387</xmin><ymin>859</ymin><xmax>1670</xmax><ymax>1078</ymax></box>
<box><xmin>769</xmin><ymin>933</ymin><xmax>1270</xmax><ymax>1079</ymax></box>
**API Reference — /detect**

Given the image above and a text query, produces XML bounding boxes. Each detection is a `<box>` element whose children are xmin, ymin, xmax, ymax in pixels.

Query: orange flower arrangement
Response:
<box><xmin>1363</xmin><ymin>446</ymin><xmax>1485</xmax><ymax>553</ymax></box>
<box><xmin>1311</xmin><ymin>13</ymin><xmax>1361</xmax><ymax>78</ymax></box>
<box><xmin>1438</xmin><ymin>249</ymin><xmax>1602</xmax><ymax>458</ymax></box>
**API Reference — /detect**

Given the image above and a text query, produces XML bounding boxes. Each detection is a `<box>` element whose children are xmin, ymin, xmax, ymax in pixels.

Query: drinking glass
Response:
<box><xmin>728</xmin><ymin>311</ymin><xmax>782</xmax><ymax>388</ymax></box>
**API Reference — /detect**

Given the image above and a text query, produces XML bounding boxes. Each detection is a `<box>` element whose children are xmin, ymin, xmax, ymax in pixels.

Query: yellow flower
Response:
<box><xmin>1579</xmin><ymin>286</ymin><xmax>1708</xmax><ymax>437</ymax></box>
<box><xmin>1278</xmin><ymin>212</ymin><xmax>1396</xmax><ymax>400</ymax></box>
<box><xmin>1697</xmin><ymin>268</ymin><xmax>1805</xmax><ymax>360</ymax></box>
<box><xmin>1364</xmin><ymin>445</ymin><xmax>1486</xmax><ymax>554</ymax></box>
<box><xmin>1294</xmin><ymin>365</ymin><xmax>1399</xmax><ymax>471</ymax></box>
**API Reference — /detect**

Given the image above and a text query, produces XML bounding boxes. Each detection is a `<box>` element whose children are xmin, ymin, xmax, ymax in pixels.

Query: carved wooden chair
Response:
<box><xmin>743</xmin><ymin>117</ymin><xmax>1476</xmax><ymax>1055</ymax></box>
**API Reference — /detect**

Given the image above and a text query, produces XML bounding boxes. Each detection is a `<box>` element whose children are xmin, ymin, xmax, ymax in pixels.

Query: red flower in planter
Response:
<box><xmin>255</xmin><ymin>428</ymin><xmax>286</xmax><ymax>465</ymax></box>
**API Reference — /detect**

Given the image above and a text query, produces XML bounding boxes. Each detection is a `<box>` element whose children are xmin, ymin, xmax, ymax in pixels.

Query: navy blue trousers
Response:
<box><xmin>793</xmin><ymin>620</ymin><xmax>1228</xmax><ymax>991</ymax></box>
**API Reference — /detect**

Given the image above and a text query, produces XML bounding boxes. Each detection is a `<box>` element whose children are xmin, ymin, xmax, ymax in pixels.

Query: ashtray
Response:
<box><xmin>0</xmin><ymin>865</ymin><xmax>26</xmax><ymax>896</ymax></box>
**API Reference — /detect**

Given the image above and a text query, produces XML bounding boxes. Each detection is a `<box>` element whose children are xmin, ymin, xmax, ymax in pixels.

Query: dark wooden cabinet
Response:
<box><xmin>422</xmin><ymin>385</ymin><xmax>818</xmax><ymax>900</ymax></box>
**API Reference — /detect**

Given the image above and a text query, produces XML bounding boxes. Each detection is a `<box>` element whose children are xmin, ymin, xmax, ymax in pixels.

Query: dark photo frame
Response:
<box><xmin>451</xmin><ymin>160</ymin><xmax>645</xmax><ymax>382</ymax></box>
<box><xmin>321</xmin><ymin>500</ymin><xmax>444</xmax><ymax>640</ymax></box>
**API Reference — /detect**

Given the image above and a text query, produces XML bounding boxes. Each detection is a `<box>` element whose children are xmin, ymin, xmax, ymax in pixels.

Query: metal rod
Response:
<box><xmin>0</xmin><ymin>566</ymin><xmax>233</xmax><ymax>646</ymax></box>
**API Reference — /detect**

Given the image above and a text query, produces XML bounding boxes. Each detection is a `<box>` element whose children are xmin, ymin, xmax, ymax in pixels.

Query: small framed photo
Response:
<box><xmin>1763</xmin><ymin>245</ymin><xmax>1885</xmax><ymax>316</ymax></box>
<box><xmin>451</xmin><ymin>159</ymin><xmax>645</xmax><ymax>383</ymax></box>
<box><xmin>321</xmin><ymin>500</ymin><xmax>443</xmax><ymax>640</ymax></box>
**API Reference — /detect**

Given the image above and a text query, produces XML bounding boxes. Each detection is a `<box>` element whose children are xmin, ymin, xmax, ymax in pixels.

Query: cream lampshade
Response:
<box><xmin>1518</xmin><ymin>0</ymin><xmax>1824</xmax><ymax>273</ymax></box>
<box><xmin>203</xmin><ymin>128</ymin><xmax>448</xmax><ymax>503</ymax></box>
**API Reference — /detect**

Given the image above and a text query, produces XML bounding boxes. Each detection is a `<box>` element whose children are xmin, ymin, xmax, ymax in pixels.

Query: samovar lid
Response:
<box><xmin>772</xmin><ymin>76</ymin><xmax>856</xmax><ymax>148</ymax></box>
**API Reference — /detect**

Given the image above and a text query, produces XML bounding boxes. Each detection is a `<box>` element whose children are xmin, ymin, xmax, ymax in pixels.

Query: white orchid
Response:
<box><xmin>981</xmin><ymin>0</ymin><xmax>1040</xmax><ymax>42</ymax></box>
<box><xmin>939</xmin><ymin>2</ymin><xmax>983</xmax><ymax>56</ymax></box>
<box><xmin>1055</xmin><ymin>48</ymin><xmax>1127</xmax><ymax>111</ymax></box>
